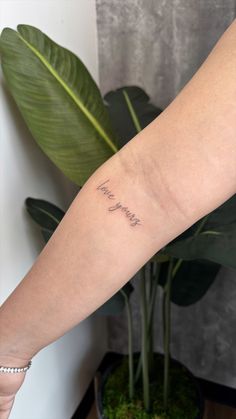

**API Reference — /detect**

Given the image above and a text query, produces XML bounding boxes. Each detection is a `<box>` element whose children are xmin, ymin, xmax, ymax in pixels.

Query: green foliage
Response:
<box><xmin>25</xmin><ymin>197</ymin><xmax>65</xmax><ymax>241</ymax></box>
<box><xmin>165</xmin><ymin>223</ymin><xmax>236</xmax><ymax>269</ymax></box>
<box><xmin>0</xmin><ymin>25</ymin><xmax>118</xmax><ymax>186</ymax></box>
<box><xmin>104</xmin><ymin>86</ymin><xmax>162</xmax><ymax>147</ymax></box>
<box><xmin>164</xmin><ymin>195</ymin><xmax>236</xmax><ymax>269</ymax></box>
<box><xmin>157</xmin><ymin>194</ymin><xmax>236</xmax><ymax>305</ymax></box>
<box><xmin>25</xmin><ymin>197</ymin><xmax>65</xmax><ymax>230</ymax></box>
<box><xmin>159</xmin><ymin>259</ymin><xmax>220</xmax><ymax>306</ymax></box>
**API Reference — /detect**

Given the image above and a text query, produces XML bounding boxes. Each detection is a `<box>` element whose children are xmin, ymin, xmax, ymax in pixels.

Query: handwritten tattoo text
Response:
<box><xmin>96</xmin><ymin>179</ymin><xmax>142</xmax><ymax>227</ymax></box>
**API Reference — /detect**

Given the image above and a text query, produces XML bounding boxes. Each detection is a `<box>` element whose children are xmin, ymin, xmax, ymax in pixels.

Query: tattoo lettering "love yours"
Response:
<box><xmin>96</xmin><ymin>179</ymin><xmax>142</xmax><ymax>227</ymax></box>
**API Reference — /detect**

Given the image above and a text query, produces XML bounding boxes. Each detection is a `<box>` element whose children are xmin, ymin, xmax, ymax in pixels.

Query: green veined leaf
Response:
<box><xmin>0</xmin><ymin>25</ymin><xmax>118</xmax><ymax>186</ymax></box>
<box><xmin>165</xmin><ymin>223</ymin><xmax>236</xmax><ymax>270</ymax></box>
<box><xmin>25</xmin><ymin>197</ymin><xmax>65</xmax><ymax>231</ymax></box>
<box><xmin>159</xmin><ymin>259</ymin><xmax>220</xmax><ymax>306</ymax></box>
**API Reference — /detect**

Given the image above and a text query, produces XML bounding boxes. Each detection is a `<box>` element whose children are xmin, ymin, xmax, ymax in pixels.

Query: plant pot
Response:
<box><xmin>94</xmin><ymin>352</ymin><xmax>205</xmax><ymax>419</ymax></box>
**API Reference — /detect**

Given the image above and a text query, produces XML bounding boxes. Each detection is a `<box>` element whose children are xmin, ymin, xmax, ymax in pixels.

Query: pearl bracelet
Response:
<box><xmin>0</xmin><ymin>360</ymin><xmax>32</xmax><ymax>373</ymax></box>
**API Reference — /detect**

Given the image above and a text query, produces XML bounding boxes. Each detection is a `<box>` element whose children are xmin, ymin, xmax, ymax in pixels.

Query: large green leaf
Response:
<box><xmin>159</xmin><ymin>259</ymin><xmax>220</xmax><ymax>306</ymax></box>
<box><xmin>165</xmin><ymin>223</ymin><xmax>236</xmax><ymax>269</ymax></box>
<box><xmin>104</xmin><ymin>86</ymin><xmax>162</xmax><ymax>147</ymax></box>
<box><xmin>160</xmin><ymin>194</ymin><xmax>236</xmax><ymax>267</ymax></box>
<box><xmin>25</xmin><ymin>197</ymin><xmax>65</xmax><ymax>231</ymax></box>
<box><xmin>0</xmin><ymin>25</ymin><xmax>118</xmax><ymax>186</ymax></box>
<box><xmin>157</xmin><ymin>194</ymin><xmax>236</xmax><ymax>305</ymax></box>
<box><xmin>201</xmin><ymin>193</ymin><xmax>236</xmax><ymax>228</ymax></box>
<box><xmin>25</xmin><ymin>197</ymin><xmax>65</xmax><ymax>243</ymax></box>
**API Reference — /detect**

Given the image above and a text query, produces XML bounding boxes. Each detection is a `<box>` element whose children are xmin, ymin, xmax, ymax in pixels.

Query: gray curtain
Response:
<box><xmin>96</xmin><ymin>0</ymin><xmax>236</xmax><ymax>388</ymax></box>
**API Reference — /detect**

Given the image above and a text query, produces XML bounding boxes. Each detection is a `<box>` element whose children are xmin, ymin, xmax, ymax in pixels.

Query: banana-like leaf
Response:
<box><xmin>104</xmin><ymin>86</ymin><xmax>162</xmax><ymax>147</ymax></box>
<box><xmin>161</xmin><ymin>194</ymin><xmax>236</xmax><ymax>266</ymax></box>
<box><xmin>159</xmin><ymin>259</ymin><xmax>220</xmax><ymax>306</ymax></box>
<box><xmin>201</xmin><ymin>193</ymin><xmax>236</xmax><ymax>228</ymax></box>
<box><xmin>158</xmin><ymin>195</ymin><xmax>236</xmax><ymax>305</ymax></box>
<box><xmin>25</xmin><ymin>197</ymin><xmax>133</xmax><ymax>315</ymax></box>
<box><xmin>0</xmin><ymin>25</ymin><xmax>118</xmax><ymax>186</ymax></box>
<box><xmin>165</xmin><ymin>223</ymin><xmax>236</xmax><ymax>270</ymax></box>
<box><xmin>25</xmin><ymin>197</ymin><xmax>65</xmax><ymax>230</ymax></box>
<box><xmin>25</xmin><ymin>197</ymin><xmax>65</xmax><ymax>243</ymax></box>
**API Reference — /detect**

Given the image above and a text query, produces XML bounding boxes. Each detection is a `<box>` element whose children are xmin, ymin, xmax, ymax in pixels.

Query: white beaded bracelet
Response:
<box><xmin>0</xmin><ymin>360</ymin><xmax>32</xmax><ymax>373</ymax></box>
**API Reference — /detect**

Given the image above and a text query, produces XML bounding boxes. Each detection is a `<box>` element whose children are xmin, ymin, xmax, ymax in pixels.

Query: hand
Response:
<box><xmin>0</xmin><ymin>356</ymin><xmax>30</xmax><ymax>419</ymax></box>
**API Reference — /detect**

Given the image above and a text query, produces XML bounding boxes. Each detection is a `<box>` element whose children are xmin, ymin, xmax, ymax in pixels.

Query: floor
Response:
<box><xmin>87</xmin><ymin>401</ymin><xmax>236</xmax><ymax>419</ymax></box>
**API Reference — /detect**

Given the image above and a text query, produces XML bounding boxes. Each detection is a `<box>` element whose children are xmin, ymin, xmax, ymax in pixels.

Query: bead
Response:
<box><xmin>0</xmin><ymin>360</ymin><xmax>32</xmax><ymax>373</ymax></box>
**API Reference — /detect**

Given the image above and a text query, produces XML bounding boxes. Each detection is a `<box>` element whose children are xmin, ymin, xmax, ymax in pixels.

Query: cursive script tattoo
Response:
<box><xmin>96</xmin><ymin>179</ymin><xmax>142</xmax><ymax>227</ymax></box>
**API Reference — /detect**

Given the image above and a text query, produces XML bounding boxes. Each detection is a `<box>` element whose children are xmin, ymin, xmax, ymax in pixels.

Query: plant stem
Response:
<box><xmin>147</xmin><ymin>263</ymin><xmax>154</xmax><ymax>372</ymax></box>
<box><xmin>126</xmin><ymin>296</ymin><xmax>134</xmax><ymax>400</ymax></box>
<box><xmin>135</xmin><ymin>262</ymin><xmax>160</xmax><ymax>384</ymax></box>
<box><xmin>148</xmin><ymin>262</ymin><xmax>160</xmax><ymax>372</ymax></box>
<box><xmin>134</xmin><ymin>348</ymin><xmax>142</xmax><ymax>384</ymax></box>
<box><xmin>140</xmin><ymin>265</ymin><xmax>150</xmax><ymax>412</ymax></box>
<box><xmin>120</xmin><ymin>289</ymin><xmax>134</xmax><ymax>400</ymax></box>
<box><xmin>163</xmin><ymin>215</ymin><xmax>210</xmax><ymax>409</ymax></box>
<box><xmin>163</xmin><ymin>257</ymin><xmax>174</xmax><ymax>410</ymax></box>
<box><xmin>148</xmin><ymin>263</ymin><xmax>161</xmax><ymax>333</ymax></box>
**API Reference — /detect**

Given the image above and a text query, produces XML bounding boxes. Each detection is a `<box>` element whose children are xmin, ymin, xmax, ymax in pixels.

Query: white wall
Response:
<box><xmin>0</xmin><ymin>1</ymin><xmax>108</xmax><ymax>418</ymax></box>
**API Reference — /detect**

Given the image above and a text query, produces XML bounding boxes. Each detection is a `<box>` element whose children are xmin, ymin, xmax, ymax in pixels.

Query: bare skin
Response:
<box><xmin>0</xmin><ymin>19</ymin><xmax>236</xmax><ymax>419</ymax></box>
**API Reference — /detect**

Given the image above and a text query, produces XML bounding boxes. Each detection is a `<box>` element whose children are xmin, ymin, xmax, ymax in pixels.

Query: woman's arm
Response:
<box><xmin>0</xmin><ymin>18</ymin><xmax>236</xmax><ymax>419</ymax></box>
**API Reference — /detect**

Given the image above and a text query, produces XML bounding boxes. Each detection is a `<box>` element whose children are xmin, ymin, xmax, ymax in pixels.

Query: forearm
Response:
<box><xmin>0</xmin><ymin>149</ymin><xmax>184</xmax><ymax>361</ymax></box>
<box><xmin>1</xmin><ymin>19</ymin><xmax>236</xmax><ymax>363</ymax></box>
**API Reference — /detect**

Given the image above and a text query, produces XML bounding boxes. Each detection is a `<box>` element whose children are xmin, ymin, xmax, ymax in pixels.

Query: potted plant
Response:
<box><xmin>1</xmin><ymin>25</ymin><xmax>236</xmax><ymax>418</ymax></box>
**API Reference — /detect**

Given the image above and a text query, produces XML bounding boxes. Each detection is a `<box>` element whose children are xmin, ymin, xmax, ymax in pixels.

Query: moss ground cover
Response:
<box><xmin>103</xmin><ymin>354</ymin><xmax>200</xmax><ymax>419</ymax></box>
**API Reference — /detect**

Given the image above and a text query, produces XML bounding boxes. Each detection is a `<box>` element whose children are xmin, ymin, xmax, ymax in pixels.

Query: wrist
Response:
<box><xmin>0</xmin><ymin>354</ymin><xmax>32</xmax><ymax>369</ymax></box>
<box><xmin>0</xmin><ymin>326</ymin><xmax>34</xmax><ymax>366</ymax></box>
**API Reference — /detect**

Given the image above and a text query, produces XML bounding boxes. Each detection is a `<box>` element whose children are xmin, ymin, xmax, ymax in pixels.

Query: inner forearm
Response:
<box><xmin>0</xmin><ymin>151</ymin><xmax>182</xmax><ymax>361</ymax></box>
